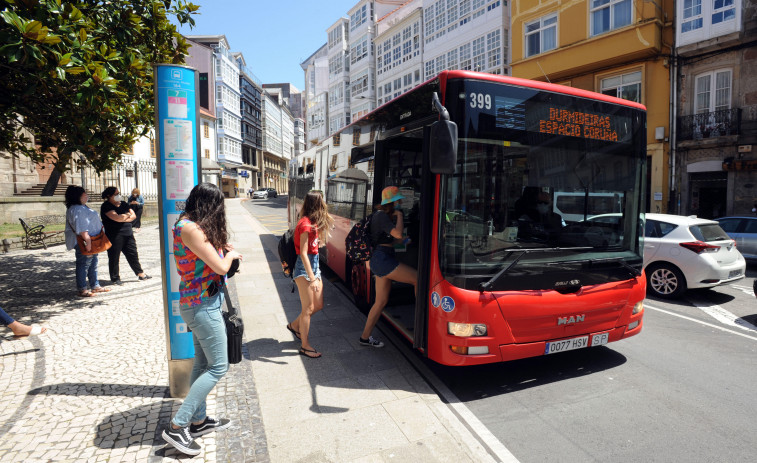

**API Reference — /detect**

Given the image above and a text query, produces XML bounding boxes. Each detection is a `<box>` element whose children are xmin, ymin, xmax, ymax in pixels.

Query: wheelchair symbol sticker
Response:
<box><xmin>440</xmin><ymin>296</ymin><xmax>455</xmax><ymax>313</ymax></box>
<box><xmin>431</xmin><ymin>291</ymin><xmax>441</xmax><ymax>308</ymax></box>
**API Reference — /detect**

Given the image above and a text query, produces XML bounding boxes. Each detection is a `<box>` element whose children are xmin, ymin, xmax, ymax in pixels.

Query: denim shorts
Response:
<box><xmin>370</xmin><ymin>246</ymin><xmax>399</xmax><ymax>277</ymax></box>
<box><xmin>293</xmin><ymin>253</ymin><xmax>321</xmax><ymax>281</ymax></box>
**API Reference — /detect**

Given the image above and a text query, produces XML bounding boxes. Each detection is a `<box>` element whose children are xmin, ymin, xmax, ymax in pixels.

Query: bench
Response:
<box><xmin>18</xmin><ymin>215</ymin><xmax>66</xmax><ymax>249</ymax></box>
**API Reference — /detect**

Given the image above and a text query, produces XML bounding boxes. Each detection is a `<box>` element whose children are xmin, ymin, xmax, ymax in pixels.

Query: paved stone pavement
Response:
<box><xmin>0</xmin><ymin>220</ymin><xmax>267</xmax><ymax>462</ymax></box>
<box><xmin>0</xmin><ymin>200</ymin><xmax>500</xmax><ymax>463</ymax></box>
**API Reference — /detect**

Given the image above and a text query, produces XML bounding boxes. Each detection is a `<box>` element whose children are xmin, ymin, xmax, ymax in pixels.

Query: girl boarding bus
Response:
<box><xmin>290</xmin><ymin>71</ymin><xmax>646</xmax><ymax>366</ymax></box>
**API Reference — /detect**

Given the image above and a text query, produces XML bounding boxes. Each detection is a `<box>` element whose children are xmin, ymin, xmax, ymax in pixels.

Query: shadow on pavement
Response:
<box><xmin>428</xmin><ymin>345</ymin><xmax>628</xmax><ymax>402</ymax></box>
<box><xmin>27</xmin><ymin>383</ymin><xmax>169</xmax><ymax>397</ymax></box>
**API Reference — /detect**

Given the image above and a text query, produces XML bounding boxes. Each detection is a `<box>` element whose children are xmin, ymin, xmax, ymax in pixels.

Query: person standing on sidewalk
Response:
<box><xmin>127</xmin><ymin>188</ymin><xmax>144</xmax><ymax>231</ymax></box>
<box><xmin>359</xmin><ymin>186</ymin><xmax>417</xmax><ymax>348</ymax></box>
<box><xmin>100</xmin><ymin>186</ymin><xmax>150</xmax><ymax>285</ymax></box>
<box><xmin>64</xmin><ymin>185</ymin><xmax>110</xmax><ymax>297</ymax></box>
<box><xmin>286</xmin><ymin>191</ymin><xmax>333</xmax><ymax>358</ymax></box>
<box><xmin>162</xmin><ymin>182</ymin><xmax>242</xmax><ymax>456</ymax></box>
<box><xmin>1</xmin><ymin>306</ymin><xmax>47</xmax><ymax>337</ymax></box>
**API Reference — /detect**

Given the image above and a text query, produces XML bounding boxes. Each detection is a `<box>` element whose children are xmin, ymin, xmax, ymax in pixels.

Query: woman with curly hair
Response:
<box><xmin>286</xmin><ymin>190</ymin><xmax>334</xmax><ymax>358</ymax></box>
<box><xmin>161</xmin><ymin>183</ymin><xmax>242</xmax><ymax>456</ymax></box>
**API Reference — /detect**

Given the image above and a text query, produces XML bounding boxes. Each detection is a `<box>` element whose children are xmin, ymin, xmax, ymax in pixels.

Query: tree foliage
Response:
<box><xmin>0</xmin><ymin>0</ymin><xmax>199</xmax><ymax>174</ymax></box>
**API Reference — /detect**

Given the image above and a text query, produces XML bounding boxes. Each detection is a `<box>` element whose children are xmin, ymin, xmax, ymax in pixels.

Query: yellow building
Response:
<box><xmin>510</xmin><ymin>0</ymin><xmax>674</xmax><ymax>213</ymax></box>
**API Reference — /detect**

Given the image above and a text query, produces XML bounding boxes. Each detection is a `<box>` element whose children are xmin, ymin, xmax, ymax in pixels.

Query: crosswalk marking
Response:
<box><xmin>646</xmin><ymin>304</ymin><xmax>757</xmax><ymax>341</ymax></box>
<box><xmin>686</xmin><ymin>296</ymin><xmax>757</xmax><ymax>332</ymax></box>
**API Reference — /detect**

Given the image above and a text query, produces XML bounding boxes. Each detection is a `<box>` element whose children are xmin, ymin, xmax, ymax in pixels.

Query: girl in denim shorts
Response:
<box><xmin>359</xmin><ymin>186</ymin><xmax>418</xmax><ymax>348</ymax></box>
<box><xmin>287</xmin><ymin>191</ymin><xmax>334</xmax><ymax>358</ymax></box>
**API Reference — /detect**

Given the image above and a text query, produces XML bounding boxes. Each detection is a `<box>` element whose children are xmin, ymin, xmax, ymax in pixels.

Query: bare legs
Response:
<box><xmin>360</xmin><ymin>262</ymin><xmax>417</xmax><ymax>341</ymax></box>
<box><xmin>291</xmin><ymin>276</ymin><xmax>324</xmax><ymax>356</ymax></box>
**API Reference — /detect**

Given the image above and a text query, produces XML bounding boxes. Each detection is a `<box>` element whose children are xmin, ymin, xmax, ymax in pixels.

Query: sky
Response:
<box><xmin>176</xmin><ymin>0</ymin><xmax>361</xmax><ymax>90</ymax></box>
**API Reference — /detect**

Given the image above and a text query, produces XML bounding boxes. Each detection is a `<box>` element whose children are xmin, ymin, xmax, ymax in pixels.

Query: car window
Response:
<box><xmin>645</xmin><ymin>219</ymin><xmax>676</xmax><ymax>238</ymax></box>
<box><xmin>717</xmin><ymin>218</ymin><xmax>742</xmax><ymax>233</ymax></box>
<box><xmin>690</xmin><ymin>224</ymin><xmax>730</xmax><ymax>242</ymax></box>
<box><xmin>743</xmin><ymin>219</ymin><xmax>757</xmax><ymax>234</ymax></box>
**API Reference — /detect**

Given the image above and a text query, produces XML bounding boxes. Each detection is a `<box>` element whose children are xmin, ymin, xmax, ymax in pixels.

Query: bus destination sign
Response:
<box><xmin>538</xmin><ymin>108</ymin><xmax>619</xmax><ymax>141</ymax></box>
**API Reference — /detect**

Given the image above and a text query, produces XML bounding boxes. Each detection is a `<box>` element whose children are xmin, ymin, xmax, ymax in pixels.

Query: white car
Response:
<box><xmin>643</xmin><ymin>213</ymin><xmax>745</xmax><ymax>298</ymax></box>
<box><xmin>252</xmin><ymin>189</ymin><xmax>268</xmax><ymax>199</ymax></box>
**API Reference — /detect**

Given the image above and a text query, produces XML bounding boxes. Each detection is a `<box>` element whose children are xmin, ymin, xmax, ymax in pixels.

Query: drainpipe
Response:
<box><xmin>668</xmin><ymin>2</ymin><xmax>679</xmax><ymax>215</ymax></box>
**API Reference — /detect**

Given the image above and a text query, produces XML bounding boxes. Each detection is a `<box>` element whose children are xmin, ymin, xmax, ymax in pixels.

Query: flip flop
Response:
<box><xmin>14</xmin><ymin>324</ymin><xmax>46</xmax><ymax>338</ymax></box>
<box><xmin>92</xmin><ymin>287</ymin><xmax>111</xmax><ymax>293</ymax></box>
<box><xmin>299</xmin><ymin>347</ymin><xmax>321</xmax><ymax>359</ymax></box>
<box><xmin>286</xmin><ymin>323</ymin><xmax>301</xmax><ymax>340</ymax></box>
<box><xmin>78</xmin><ymin>290</ymin><xmax>95</xmax><ymax>298</ymax></box>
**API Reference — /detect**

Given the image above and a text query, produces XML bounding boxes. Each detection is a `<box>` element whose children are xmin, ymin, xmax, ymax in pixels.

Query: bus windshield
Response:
<box><xmin>440</xmin><ymin>79</ymin><xmax>646</xmax><ymax>291</ymax></box>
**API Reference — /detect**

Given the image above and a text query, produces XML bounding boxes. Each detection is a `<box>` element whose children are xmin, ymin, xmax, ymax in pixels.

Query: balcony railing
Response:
<box><xmin>677</xmin><ymin>108</ymin><xmax>740</xmax><ymax>142</ymax></box>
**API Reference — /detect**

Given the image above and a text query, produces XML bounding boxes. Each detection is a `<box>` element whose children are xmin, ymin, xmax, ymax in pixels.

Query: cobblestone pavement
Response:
<box><xmin>0</xmin><ymin>224</ymin><xmax>267</xmax><ymax>462</ymax></box>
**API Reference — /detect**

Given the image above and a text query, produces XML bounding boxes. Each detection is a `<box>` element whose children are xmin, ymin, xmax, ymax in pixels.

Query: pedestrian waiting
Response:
<box><xmin>1</xmin><ymin>305</ymin><xmax>47</xmax><ymax>337</ymax></box>
<box><xmin>100</xmin><ymin>186</ymin><xmax>151</xmax><ymax>285</ymax></box>
<box><xmin>64</xmin><ymin>185</ymin><xmax>111</xmax><ymax>297</ymax></box>
<box><xmin>162</xmin><ymin>182</ymin><xmax>242</xmax><ymax>456</ymax></box>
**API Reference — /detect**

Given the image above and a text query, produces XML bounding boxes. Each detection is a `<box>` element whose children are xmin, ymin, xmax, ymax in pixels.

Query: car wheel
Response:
<box><xmin>646</xmin><ymin>263</ymin><xmax>687</xmax><ymax>299</ymax></box>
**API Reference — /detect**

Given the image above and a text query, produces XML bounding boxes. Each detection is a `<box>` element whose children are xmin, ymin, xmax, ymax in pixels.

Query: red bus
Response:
<box><xmin>291</xmin><ymin>70</ymin><xmax>646</xmax><ymax>366</ymax></box>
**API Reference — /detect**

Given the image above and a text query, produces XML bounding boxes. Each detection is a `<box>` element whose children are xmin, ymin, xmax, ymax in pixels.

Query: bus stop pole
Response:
<box><xmin>153</xmin><ymin>64</ymin><xmax>202</xmax><ymax>398</ymax></box>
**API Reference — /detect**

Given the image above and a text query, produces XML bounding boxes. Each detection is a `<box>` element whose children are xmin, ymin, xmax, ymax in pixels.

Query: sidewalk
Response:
<box><xmin>0</xmin><ymin>199</ymin><xmax>495</xmax><ymax>462</ymax></box>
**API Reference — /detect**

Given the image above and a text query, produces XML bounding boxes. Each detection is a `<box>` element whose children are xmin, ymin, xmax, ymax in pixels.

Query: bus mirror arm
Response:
<box><xmin>429</xmin><ymin>92</ymin><xmax>458</xmax><ymax>175</ymax></box>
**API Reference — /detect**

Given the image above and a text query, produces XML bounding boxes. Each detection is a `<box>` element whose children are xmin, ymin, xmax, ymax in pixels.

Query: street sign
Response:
<box><xmin>154</xmin><ymin>64</ymin><xmax>201</xmax><ymax>397</ymax></box>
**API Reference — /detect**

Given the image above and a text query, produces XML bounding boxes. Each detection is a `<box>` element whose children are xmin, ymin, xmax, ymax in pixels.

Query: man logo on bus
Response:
<box><xmin>440</xmin><ymin>296</ymin><xmax>455</xmax><ymax>313</ymax></box>
<box><xmin>557</xmin><ymin>315</ymin><xmax>586</xmax><ymax>326</ymax></box>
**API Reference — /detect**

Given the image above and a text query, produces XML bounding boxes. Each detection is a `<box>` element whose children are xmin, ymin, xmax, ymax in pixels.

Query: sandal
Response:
<box><xmin>92</xmin><ymin>287</ymin><xmax>110</xmax><ymax>293</ymax></box>
<box><xmin>299</xmin><ymin>347</ymin><xmax>321</xmax><ymax>359</ymax></box>
<box><xmin>78</xmin><ymin>289</ymin><xmax>95</xmax><ymax>298</ymax></box>
<box><xmin>286</xmin><ymin>323</ymin><xmax>301</xmax><ymax>340</ymax></box>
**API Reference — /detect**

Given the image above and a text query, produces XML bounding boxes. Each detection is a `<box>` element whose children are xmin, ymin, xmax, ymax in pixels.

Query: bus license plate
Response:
<box><xmin>544</xmin><ymin>332</ymin><xmax>609</xmax><ymax>355</ymax></box>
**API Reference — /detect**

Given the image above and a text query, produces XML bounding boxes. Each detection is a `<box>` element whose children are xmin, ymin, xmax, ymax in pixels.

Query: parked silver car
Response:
<box><xmin>715</xmin><ymin>216</ymin><xmax>757</xmax><ymax>262</ymax></box>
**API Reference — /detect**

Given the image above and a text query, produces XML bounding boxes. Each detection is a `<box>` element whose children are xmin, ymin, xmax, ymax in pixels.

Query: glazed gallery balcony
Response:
<box><xmin>677</xmin><ymin>108</ymin><xmax>741</xmax><ymax>142</ymax></box>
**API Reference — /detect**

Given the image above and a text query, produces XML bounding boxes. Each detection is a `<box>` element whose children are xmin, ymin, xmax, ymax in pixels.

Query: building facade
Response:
<box><xmin>422</xmin><ymin>0</ymin><xmax>509</xmax><ymax>80</ymax></box>
<box><xmin>375</xmin><ymin>0</ymin><xmax>423</xmax><ymax>107</ymax></box>
<box><xmin>674</xmin><ymin>0</ymin><xmax>757</xmax><ymax>218</ymax></box>
<box><xmin>262</xmin><ymin>92</ymin><xmax>292</xmax><ymax>193</ymax></box>
<box><xmin>510</xmin><ymin>0</ymin><xmax>674</xmax><ymax>214</ymax></box>
<box><xmin>300</xmin><ymin>44</ymin><xmax>330</xmax><ymax>148</ymax></box>
<box><xmin>237</xmin><ymin>54</ymin><xmax>263</xmax><ymax>193</ymax></box>
<box><xmin>327</xmin><ymin>18</ymin><xmax>352</xmax><ymax>134</ymax></box>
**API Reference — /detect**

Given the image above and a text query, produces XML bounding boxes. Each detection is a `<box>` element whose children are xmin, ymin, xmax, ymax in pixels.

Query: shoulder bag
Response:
<box><xmin>221</xmin><ymin>285</ymin><xmax>244</xmax><ymax>364</ymax></box>
<box><xmin>68</xmin><ymin>213</ymin><xmax>112</xmax><ymax>255</ymax></box>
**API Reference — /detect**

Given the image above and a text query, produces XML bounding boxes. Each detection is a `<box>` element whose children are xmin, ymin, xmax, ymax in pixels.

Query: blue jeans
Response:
<box><xmin>0</xmin><ymin>306</ymin><xmax>14</xmax><ymax>326</ymax></box>
<box><xmin>172</xmin><ymin>292</ymin><xmax>228</xmax><ymax>427</ymax></box>
<box><xmin>75</xmin><ymin>245</ymin><xmax>100</xmax><ymax>291</ymax></box>
<box><xmin>293</xmin><ymin>253</ymin><xmax>321</xmax><ymax>281</ymax></box>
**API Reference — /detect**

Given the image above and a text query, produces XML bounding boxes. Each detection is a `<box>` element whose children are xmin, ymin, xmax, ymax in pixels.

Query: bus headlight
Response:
<box><xmin>632</xmin><ymin>301</ymin><xmax>643</xmax><ymax>314</ymax></box>
<box><xmin>448</xmin><ymin>322</ymin><xmax>487</xmax><ymax>337</ymax></box>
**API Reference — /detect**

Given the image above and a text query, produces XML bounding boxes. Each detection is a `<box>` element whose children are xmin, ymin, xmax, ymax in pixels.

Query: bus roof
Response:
<box><xmin>439</xmin><ymin>70</ymin><xmax>647</xmax><ymax>111</ymax></box>
<box><xmin>335</xmin><ymin>70</ymin><xmax>646</xmax><ymax>138</ymax></box>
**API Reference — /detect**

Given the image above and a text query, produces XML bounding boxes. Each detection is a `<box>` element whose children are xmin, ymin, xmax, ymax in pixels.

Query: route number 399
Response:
<box><xmin>469</xmin><ymin>92</ymin><xmax>491</xmax><ymax>110</ymax></box>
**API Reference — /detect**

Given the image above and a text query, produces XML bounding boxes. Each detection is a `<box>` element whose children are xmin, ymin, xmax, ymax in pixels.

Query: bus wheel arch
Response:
<box><xmin>646</xmin><ymin>262</ymin><xmax>687</xmax><ymax>299</ymax></box>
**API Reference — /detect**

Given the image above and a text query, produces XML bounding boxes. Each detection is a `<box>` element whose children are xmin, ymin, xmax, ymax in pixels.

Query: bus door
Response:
<box><xmin>373</xmin><ymin>129</ymin><xmax>431</xmax><ymax>351</ymax></box>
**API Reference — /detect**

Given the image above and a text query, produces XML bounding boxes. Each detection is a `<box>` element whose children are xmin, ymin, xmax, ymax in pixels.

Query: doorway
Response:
<box><xmin>689</xmin><ymin>172</ymin><xmax>727</xmax><ymax>219</ymax></box>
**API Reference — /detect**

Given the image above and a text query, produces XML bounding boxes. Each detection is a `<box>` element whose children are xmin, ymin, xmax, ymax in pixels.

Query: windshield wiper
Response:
<box><xmin>478</xmin><ymin>247</ymin><xmax>593</xmax><ymax>292</ymax></box>
<box><xmin>589</xmin><ymin>257</ymin><xmax>642</xmax><ymax>277</ymax></box>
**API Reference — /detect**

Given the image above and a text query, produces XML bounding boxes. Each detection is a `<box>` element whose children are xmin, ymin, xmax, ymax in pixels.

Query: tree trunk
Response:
<box><xmin>41</xmin><ymin>169</ymin><xmax>61</xmax><ymax>196</ymax></box>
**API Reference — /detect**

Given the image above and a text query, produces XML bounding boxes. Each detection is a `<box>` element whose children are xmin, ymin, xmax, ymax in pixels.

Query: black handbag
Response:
<box><xmin>221</xmin><ymin>285</ymin><xmax>244</xmax><ymax>364</ymax></box>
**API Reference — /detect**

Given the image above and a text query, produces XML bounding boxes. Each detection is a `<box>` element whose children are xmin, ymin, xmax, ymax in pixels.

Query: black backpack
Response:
<box><xmin>345</xmin><ymin>213</ymin><xmax>374</xmax><ymax>262</ymax></box>
<box><xmin>278</xmin><ymin>229</ymin><xmax>297</xmax><ymax>278</ymax></box>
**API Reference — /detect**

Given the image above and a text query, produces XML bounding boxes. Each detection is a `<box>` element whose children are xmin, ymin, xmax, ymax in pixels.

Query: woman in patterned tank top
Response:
<box><xmin>161</xmin><ymin>183</ymin><xmax>242</xmax><ymax>456</ymax></box>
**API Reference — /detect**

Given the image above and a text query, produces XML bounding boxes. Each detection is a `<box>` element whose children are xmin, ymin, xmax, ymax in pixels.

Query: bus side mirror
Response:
<box><xmin>429</xmin><ymin>119</ymin><xmax>458</xmax><ymax>174</ymax></box>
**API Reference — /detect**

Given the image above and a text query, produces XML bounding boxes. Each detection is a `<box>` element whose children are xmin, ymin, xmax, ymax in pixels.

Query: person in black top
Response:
<box><xmin>101</xmin><ymin>186</ymin><xmax>151</xmax><ymax>285</ymax></box>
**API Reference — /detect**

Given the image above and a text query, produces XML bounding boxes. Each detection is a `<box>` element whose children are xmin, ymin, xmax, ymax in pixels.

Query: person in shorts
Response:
<box><xmin>286</xmin><ymin>191</ymin><xmax>334</xmax><ymax>358</ymax></box>
<box><xmin>359</xmin><ymin>186</ymin><xmax>417</xmax><ymax>348</ymax></box>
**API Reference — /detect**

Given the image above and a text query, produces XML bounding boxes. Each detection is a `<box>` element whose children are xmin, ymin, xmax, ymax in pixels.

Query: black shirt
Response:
<box><xmin>101</xmin><ymin>201</ymin><xmax>133</xmax><ymax>237</ymax></box>
<box><xmin>370</xmin><ymin>210</ymin><xmax>395</xmax><ymax>246</ymax></box>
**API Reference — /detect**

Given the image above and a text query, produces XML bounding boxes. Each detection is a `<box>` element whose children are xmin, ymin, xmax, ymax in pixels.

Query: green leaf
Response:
<box><xmin>78</xmin><ymin>28</ymin><xmax>86</xmax><ymax>43</ymax></box>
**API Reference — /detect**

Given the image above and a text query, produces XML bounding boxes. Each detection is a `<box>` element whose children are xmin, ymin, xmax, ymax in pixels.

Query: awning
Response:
<box><xmin>330</xmin><ymin>167</ymin><xmax>369</xmax><ymax>182</ymax></box>
<box><xmin>201</xmin><ymin>158</ymin><xmax>222</xmax><ymax>171</ymax></box>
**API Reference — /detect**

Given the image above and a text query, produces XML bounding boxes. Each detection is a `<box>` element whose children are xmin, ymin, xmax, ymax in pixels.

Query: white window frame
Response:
<box><xmin>590</xmin><ymin>0</ymin><xmax>632</xmax><ymax>37</ymax></box>
<box><xmin>600</xmin><ymin>70</ymin><xmax>643</xmax><ymax>103</ymax></box>
<box><xmin>525</xmin><ymin>14</ymin><xmax>557</xmax><ymax>58</ymax></box>
<box><xmin>694</xmin><ymin>69</ymin><xmax>732</xmax><ymax>114</ymax></box>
